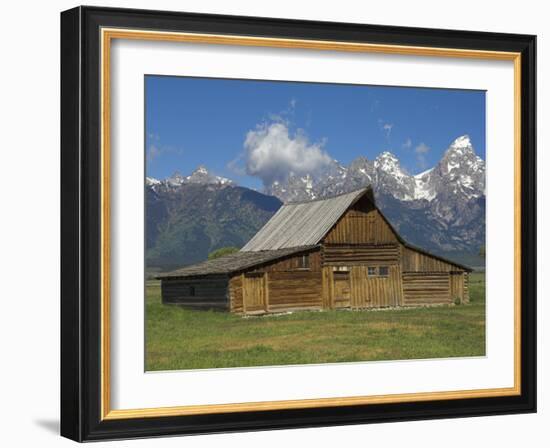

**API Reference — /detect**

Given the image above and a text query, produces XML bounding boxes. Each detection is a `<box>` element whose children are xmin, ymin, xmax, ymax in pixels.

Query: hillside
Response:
<box><xmin>146</xmin><ymin>135</ymin><xmax>486</xmax><ymax>270</ymax></box>
<box><xmin>146</xmin><ymin>180</ymin><xmax>281</xmax><ymax>270</ymax></box>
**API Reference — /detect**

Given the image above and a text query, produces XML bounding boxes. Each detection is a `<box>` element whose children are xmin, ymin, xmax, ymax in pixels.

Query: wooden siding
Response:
<box><xmin>323</xmin><ymin>244</ymin><xmax>399</xmax><ymax>265</ymax></box>
<box><xmin>323</xmin><ymin>199</ymin><xmax>398</xmax><ymax>245</ymax></box>
<box><xmin>230</xmin><ymin>250</ymin><xmax>323</xmax><ymax>314</ymax></box>
<box><xmin>228</xmin><ymin>275</ymin><xmax>243</xmax><ymax>313</ymax></box>
<box><xmin>402</xmin><ymin>272</ymin><xmax>451</xmax><ymax>306</ymax></box>
<box><xmin>401</xmin><ymin>246</ymin><xmax>464</xmax><ymax>272</ymax></box>
<box><xmin>321</xmin><ymin>266</ymin><xmax>332</xmax><ymax>309</ymax></box>
<box><xmin>350</xmin><ymin>265</ymin><xmax>402</xmax><ymax>308</ymax></box>
<box><xmin>450</xmin><ymin>272</ymin><xmax>464</xmax><ymax>304</ymax></box>
<box><xmin>463</xmin><ymin>273</ymin><xmax>470</xmax><ymax>303</ymax></box>
<box><xmin>254</xmin><ymin>250</ymin><xmax>322</xmax><ymax>273</ymax></box>
<box><xmin>333</xmin><ymin>271</ymin><xmax>351</xmax><ymax>308</ymax></box>
<box><xmin>161</xmin><ymin>277</ymin><xmax>229</xmax><ymax>310</ymax></box>
<box><xmin>266</xmin><ymin>271</ymin><xmax>322</xmax><ymax>312</ymax></box>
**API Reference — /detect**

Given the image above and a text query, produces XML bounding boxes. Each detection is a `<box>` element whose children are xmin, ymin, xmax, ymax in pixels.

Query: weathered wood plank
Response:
<box><xmin>401</xmin><ymin>246</ymin><xmax>466</xmax><ymax>272</ymax></box>
<box><xmin>161</xmin><ymin>277</ymin><xmax>230</xmax><ymax>310</ymax></box>
<box><xmin>323</xmin><ymin>244</ymin><xmax>399</xmax><ymax>265</ymax></box>
<box><xmin>323</xmin><ymin>197</ymin><xmax>398</xmax><ymax>245</ymax></box>
<box><xmin>402</xmin><ymin>272</ymin><xmax>451</xmax><ymax>305</ymax></box>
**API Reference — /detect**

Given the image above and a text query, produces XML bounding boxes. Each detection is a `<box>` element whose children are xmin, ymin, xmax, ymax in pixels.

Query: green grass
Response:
<box><xmin>145</xmin><ymin>272</ymin><xmax>485</xmax><ymax>371</ymax></box>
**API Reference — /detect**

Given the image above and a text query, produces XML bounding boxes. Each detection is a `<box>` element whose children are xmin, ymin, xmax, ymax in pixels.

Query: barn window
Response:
<box><xmin>299</xmin><ymin>254</ymin><xmax>310</xmax><ymax>269</ymax></box>
<box><xmin>367</xmin><ymin>266</ymin><xmax>377</xmax><ymax>276</ymax></box>
<box><xmin>189</xmin><ymin>285</ymin><xmax>195</xmax><ymax>297</ymax></box>
<box><xmin>379</xmin><ymin>266</ymin><xmax>389</xmax><ymax>277</ymax></box>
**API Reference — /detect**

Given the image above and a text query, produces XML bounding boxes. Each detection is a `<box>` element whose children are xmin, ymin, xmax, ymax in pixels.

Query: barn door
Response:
<box><xmin>243</xmin><ymin>272</ymin><xmax>267</xmax><ymax>314</ymax></box>
<box><xmin>333</xmin><ymin>271</ymin><xmax>351</xmax><ymax>308</ymax></box>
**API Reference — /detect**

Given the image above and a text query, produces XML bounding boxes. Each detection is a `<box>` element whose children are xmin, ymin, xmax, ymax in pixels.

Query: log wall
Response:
<box><xmin>463</xmin><ymin>273</ymin><xmax>470</xmax><ymax>303</ymax></box>
<box><xmin>401</xmin><ymin>246</ymin><xmax>462</xmax><ymax>272</ymax></box>
<box><xmin>402</xmin><ymin>272</ymin><xmax>451</xmax><ymax>306</ymax></box>
<box><xmin>266</xmin><ymin>271</ymin><xmax>322</xmax><ymax>312</ymax></box>
<box><xmin>255</xmin><ymin>250</ymin><xmax>322</xmax><ymax>273</ymax></box>
<box><xmin>230</xmin><ymin>251</ymin><xmax>323</xmax><ymax>314</ymax></box>
<box><xmin>323</xmin><ymin>244</ymin><xmax>399</xmax><ymax>265</ymax></box>
<box><xmin>161</xmin><ymin>276</ymin><xmax>229</xmax><ymax>310</ymax></box>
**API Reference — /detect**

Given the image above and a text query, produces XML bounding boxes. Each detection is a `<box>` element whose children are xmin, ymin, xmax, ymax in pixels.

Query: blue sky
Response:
<box><xmin>145</xmin><ymin>75</ymin><xmax>485</xmax><ymax>190</ymax></box>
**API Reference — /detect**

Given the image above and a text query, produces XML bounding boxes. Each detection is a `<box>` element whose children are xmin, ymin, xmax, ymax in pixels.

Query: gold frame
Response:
<box><xmin>100</xmin><ymin>28</ymin><xmax>522</xmax><ymax>421</ymax></box>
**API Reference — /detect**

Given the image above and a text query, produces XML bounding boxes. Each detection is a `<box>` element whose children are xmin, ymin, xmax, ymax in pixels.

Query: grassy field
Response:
<box><xmin>145</xmin><ymin>272</ymin><xmax>485</xmax><ymax>371</ymax></box>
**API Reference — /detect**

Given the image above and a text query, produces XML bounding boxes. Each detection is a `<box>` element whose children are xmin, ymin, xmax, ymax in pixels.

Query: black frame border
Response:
<box><xmin>61</xmin><ymin>6</ymin><xmax>536</xmax><ymax>442</ymax></box>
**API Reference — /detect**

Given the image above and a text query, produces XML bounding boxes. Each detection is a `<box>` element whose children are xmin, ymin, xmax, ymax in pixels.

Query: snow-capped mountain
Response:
<box><xmin>266</xmin><ymin>135</ymin><xmax>485</xmax><ymax>205</ymax></box>
<box><xmin>146</xmin><ymin>166</ymin><xmax>234</xmax><ymax>191</ymax></box>
<box><xmin>263</xmin><ymin>135</ymin><xmax>486</xmax><ymax>259</ymax></box>
<box><xmin>146</xmin><ymin>136</ymin><xmax>486</xmax><ymax>266</ymax></box>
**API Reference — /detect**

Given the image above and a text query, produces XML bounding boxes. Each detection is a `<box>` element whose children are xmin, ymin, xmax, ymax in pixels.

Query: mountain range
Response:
<box><xmin>147</xmin><ymin>135</ymin><xmax>486</xmax><ymax>270</ymax></box>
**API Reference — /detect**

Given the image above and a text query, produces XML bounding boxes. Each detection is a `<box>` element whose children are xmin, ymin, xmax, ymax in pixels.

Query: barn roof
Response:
<box><xmin>157</xmin><ymin>245</ymin><xmax>318</xmax><ymax>279</ymax></box>
<box><xmin>158</xmin><ymin>186</ymin><xmax>471</xmax><ymax>279</ymax></box>
<box><xmin>241</xmin><ymin>188</ymin><xmax>371</xmax><ymax>251</ymax></box>
<box><xmin>241</xmin><ymin>186</ymin><xmax>471</xmax><ymax>271</ymax></box>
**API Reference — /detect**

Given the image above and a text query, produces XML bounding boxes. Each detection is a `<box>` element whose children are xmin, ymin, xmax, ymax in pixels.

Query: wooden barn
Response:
<box><xmin>157</xmin><ymin>187</ymin><xmax>472</xmax><ymax>314</ymax></box>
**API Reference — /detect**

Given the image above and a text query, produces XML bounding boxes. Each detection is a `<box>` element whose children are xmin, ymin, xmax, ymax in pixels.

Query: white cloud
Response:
<box><xmin>414</xmin><ymin>142</ymin><xmax>430</xmax><ymax>169</ymax></box>
<box><xmin>402</xmin><ymin>138</ymin><xmax>412</xmax><ymax>149</ymax></box>
<box><xmin>226</xmin><ymin>153</ymin><xmax>247</xmax><ymax>176</ymax></box>
<box><xmin>146</xmin><ymin>140</ymin><xmax>183</xmax><ymax>163</ymax></box>
<box><xmin>415</xmin><ymin>142</ymin><xmax>430</xmax><ymax>154</ymax></box>
<box><xmin>146</xmin><ymin>144</ymin><xmax>162</xmax><ymax>162</ymax></box>
<box><xmin>244</xmin><ymin>121</ymin><xmax>332</xmax><ymax>186</ymax></box>
<box><xmin>379</xmin><ymin>121</ymin><xmax>393</xmax><ymax>138</ymax></box>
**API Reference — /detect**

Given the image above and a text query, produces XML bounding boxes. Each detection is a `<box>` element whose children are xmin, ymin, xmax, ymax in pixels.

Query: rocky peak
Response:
<box><xmin>264</xmin><ymin>134</ymin><xmax>485</xmax><ymax>207</ymax></box>
<box><xmin>432</xmin><ymin>135</ymin><xmax>485</xmax><ymax>199</ymax></box>
<box><xmin>145</xmin><ymin>176</ymin><xmax>161</xmax><ymax>186</ymax></box>
<box><xmin>166</xmin><ymin>170</ymin><xmax>185</xmax><ymax>187</ymax></box>
<box><xmin>374</xmin><ymin>151</ymin><xmax>400</xmax><ymax>170</ymax></box>
<box><xmin>185</xmin><ymin>165</ymin><xmax>228</xmax><ymax>184</ymax></box>
<box><xmin>348</xmin><ymin>156</ymin><xmax>373</xmax><ymax>176</ymax></box>
<box><xmin>373</xmin><ymin>151</ymin><xmax>416</xmax><ymax>200</ymax></box>
<box><xmin>447</xmin><ymin>134</ymin><xmax>473</xmax><ymax>151</ymax></box>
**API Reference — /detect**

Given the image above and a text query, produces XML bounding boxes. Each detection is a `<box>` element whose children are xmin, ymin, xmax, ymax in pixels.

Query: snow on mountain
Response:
<box><xmin>267</xmin><ymin>172</ymin><xmax>318</xmax><ymax>202</ymax></box>
<box><xmin>151</xmin><ymin>166</ymin><xmax>234</xmax><ymax>191</ymax></box>
<box><xmin>413</xmin><ymin>168</ymin><xmax>436</xmax><ymax>201</ymax></box>
<box><xmin>183</xmin><ymin>165</ymin><xmax>233</xmax><ymax>186</ymax></box>
<box><xmin>429</xmin><ymin>135</ymin><xmax>485</xmax><ymax>202</ymax></box>
<box><xmin>165</xmin><ymin>171</ymin><xmax>186</xmax><ymax>187</ymax></box>
<box><xmin>146</xmin><ymin>176</ymin><xmax>161</xmax><ymax>186</ymax></box>
<box><xmin>265</xmin><ymin>134</ymin><xmax>484</xmax><ymax>206</ymax></box>
<box><xmin>374</xmin><ymin>152</ymin><xmax>416</xmax><ymax>201</ymax></box>
<box><xmin>145</xmin><ymin>135</ymin><xmax>485</xmax><ymax>259</ymax></box>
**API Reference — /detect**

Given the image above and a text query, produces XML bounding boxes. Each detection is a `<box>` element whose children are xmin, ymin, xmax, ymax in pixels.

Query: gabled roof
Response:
<box><xmin>241</xmin><ymin>186</ymin><xmax>471</xmax><ymax>272</ymax></box>
<box><xmin>241</xmin><ymin>188</ymin><xmax>372</xmax><ymax>251</ymax></box>
<box><xmin>157</xmin><ymin>246</ymin><xmax>318</xmax><ymax>279</ymax></box>
<box><xmin>158</xmin><ymin>186</ymin><xmax>471</xmax><ymax>279</ymax></box>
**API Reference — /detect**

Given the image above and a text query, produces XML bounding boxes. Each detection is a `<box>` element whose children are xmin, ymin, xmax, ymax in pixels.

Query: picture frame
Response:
<box><xmin>60</xmin><ymin>5</ymin><xmax>536</xmax><ymax>442</ymax></box>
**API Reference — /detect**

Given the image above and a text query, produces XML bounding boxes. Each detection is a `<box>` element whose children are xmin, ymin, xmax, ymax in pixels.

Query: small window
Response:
<box><xmin>189</xmin><ymin>285</ymin><xmax>195</xmax><ymax>297</ymax></box>
<box><xmin>367</xmin><ymin>266</ymin><xmax>377</xmax><ymax>276</ymax></box>
<box><xmin>379</xmin><ymin>266</ymin><xmax>389</xmax><ymax>277</ymax></box>
<box><xmin>299</xmin><ymin>254</ymin><xmax>310</xmax><ymax>269</ymax></box>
